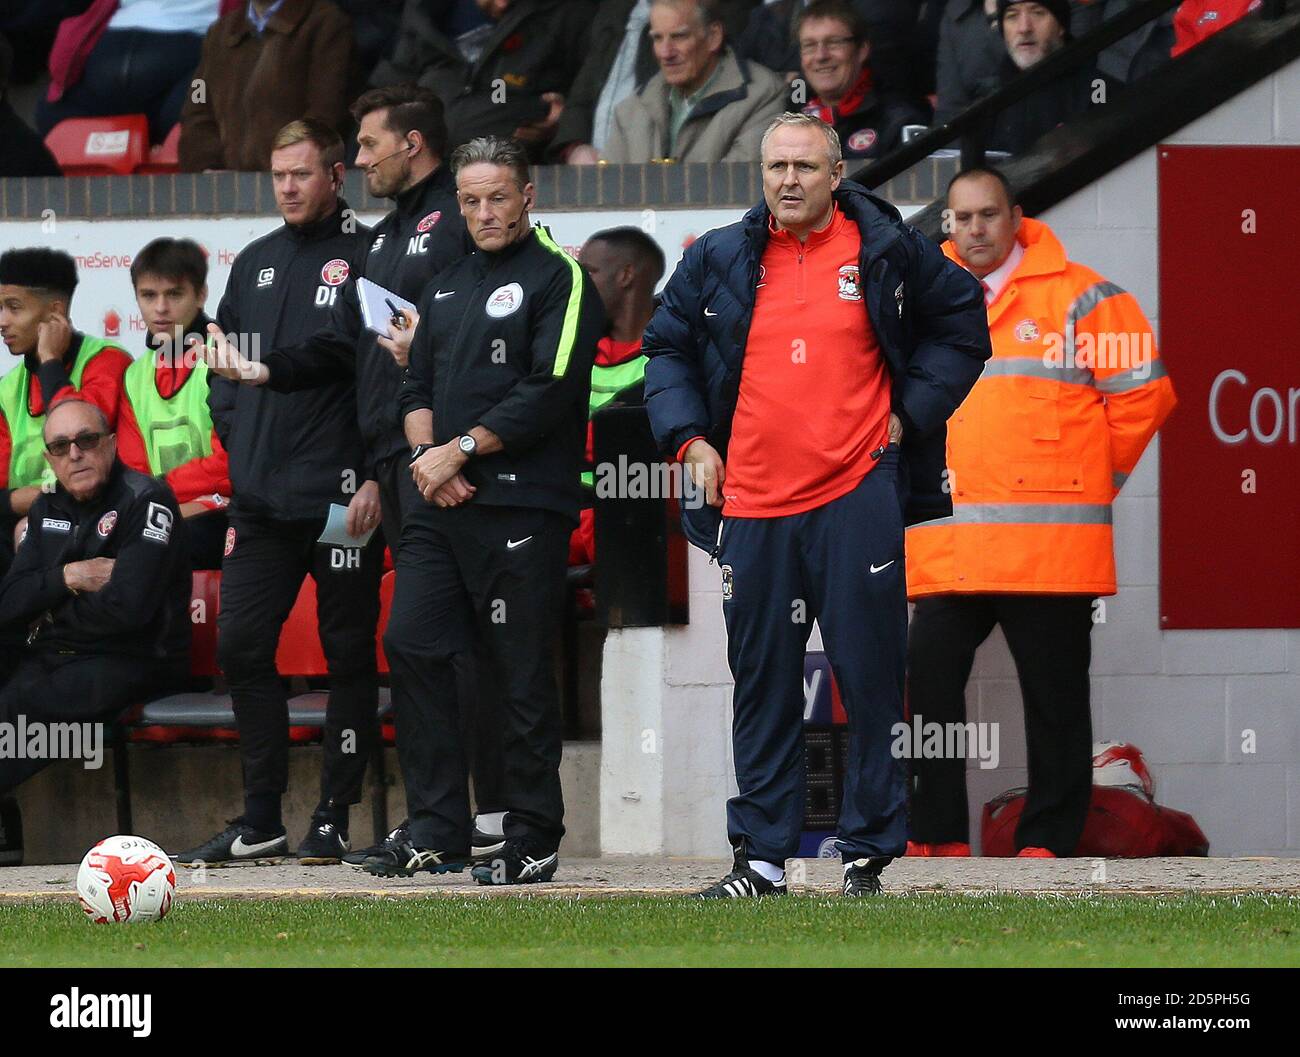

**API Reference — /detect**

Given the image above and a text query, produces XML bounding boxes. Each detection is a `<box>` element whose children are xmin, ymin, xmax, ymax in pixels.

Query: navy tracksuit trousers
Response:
<box><xmin>719</xmin><ymin>447</ymin><xmax>909</xmax><ymax>865</ymax></box>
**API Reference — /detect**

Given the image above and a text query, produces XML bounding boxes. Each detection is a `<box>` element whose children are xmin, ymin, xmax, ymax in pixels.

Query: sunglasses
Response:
<box><xmin>45</xmin><ymin>430</ymin><xmax>109</xmax><ymax>457</ymax></box>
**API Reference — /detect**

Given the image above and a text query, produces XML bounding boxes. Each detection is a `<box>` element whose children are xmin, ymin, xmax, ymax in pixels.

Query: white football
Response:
<box><xmin>76</xmin><ymin>835</ymin><xmax>176</xmax><ymax>924</ymax></box>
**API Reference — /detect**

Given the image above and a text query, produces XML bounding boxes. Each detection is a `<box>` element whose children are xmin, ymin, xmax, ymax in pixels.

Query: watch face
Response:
<box><xmin>459</xmin><ymin>436</ymin><xmax>475</xmax><ymax>454</ymax></box>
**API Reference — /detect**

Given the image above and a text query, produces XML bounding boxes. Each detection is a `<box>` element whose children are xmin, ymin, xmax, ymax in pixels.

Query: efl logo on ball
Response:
<box><xmin>76</xmin><ymin>835</ymin><xmax>176</xmax><ymax>924</ymax></box>
<box><xmin>321</xmin><ymin>259</ymin><xmax>350</xmax><ymax>287</ymax></box>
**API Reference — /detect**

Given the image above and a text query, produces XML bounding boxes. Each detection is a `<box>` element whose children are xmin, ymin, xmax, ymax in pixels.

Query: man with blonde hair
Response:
<box><xmin>179</xmin><ymin>119</ymin><xmax>380</xmax><ymax>868</ymax></box>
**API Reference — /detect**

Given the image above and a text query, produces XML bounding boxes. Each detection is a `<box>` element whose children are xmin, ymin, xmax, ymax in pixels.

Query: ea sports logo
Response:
<box><xmin>486</xmin><ymin>282</ymin><xmax>524</xmax><ymax>318</ymax></box>
<box><xmin>321</xmin><ymin>259</ymin><xmax>350</xmax><ymax>286</ymax></box>
<box><xmin>417</xmin><ymin>210</ymin><xmax>442</xmax><ymax>233</ymax></box>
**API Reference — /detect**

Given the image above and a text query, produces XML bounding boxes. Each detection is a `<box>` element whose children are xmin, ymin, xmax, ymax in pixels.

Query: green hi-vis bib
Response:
<box><xmin>0</xmin><ymin>335</ymin><xmax>116</xmax><ymax>490</ymax></box>
<box><xmin>580</xmin><ymin>355</ymin><xmax>647</xmax><ymax>489</ymax></box>
<box><xmin>122</xmin><ymin>355</ymin><xmax>214</xmax><ymax>477</ymax></box>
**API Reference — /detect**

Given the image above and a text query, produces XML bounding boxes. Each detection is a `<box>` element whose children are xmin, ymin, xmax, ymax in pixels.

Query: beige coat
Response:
<box><xmin>605</xmin><ymin>48</ymin><xmax>788</xmax><ymax>163</ymax></box>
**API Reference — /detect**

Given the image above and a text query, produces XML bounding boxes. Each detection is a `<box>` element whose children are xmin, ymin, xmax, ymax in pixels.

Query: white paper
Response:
<box><xmin>357</xmin><ymin>277</ymin><xmax>417</xmax><ymax>339</ymax></box>
<box><xmin>316</xmin><ymin>502</ymin><xmax>377</xmax><ymax>549</ymax></box>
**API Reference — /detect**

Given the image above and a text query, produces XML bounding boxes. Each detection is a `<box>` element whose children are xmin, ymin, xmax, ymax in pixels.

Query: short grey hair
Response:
<box><xmin>449</xmin><ymin>135</ymin><xmax>531</xmax><ymax>191</ymax></box>
<box><xmin>649</xmin><ymin>0</ymin><xmax>723</xmax><ymax>30</ymax></box>
<box><xmin>760</xmin><ymin>112</ymin><xmax>843</xmax><ymax>170</ymax></box>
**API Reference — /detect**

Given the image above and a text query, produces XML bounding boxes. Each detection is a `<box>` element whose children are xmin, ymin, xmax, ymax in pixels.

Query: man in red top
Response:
<box><xmin>0</xmin><ymin>248</ymin><xmax>131</xmax><ymax>551</ymax></box>
<box><xmin>643</xmin><ymin>111</ymin><xmax>990</xmax><ymax>897</ymax></box>
<box><xmin>116</xmin><ymin>238</ymin><xmax>231</xmax><ymax>569</ymax></box>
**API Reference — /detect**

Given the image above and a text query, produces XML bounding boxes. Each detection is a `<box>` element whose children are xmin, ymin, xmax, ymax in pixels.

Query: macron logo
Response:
<box><xmin>50</xmin><ymin>988</ymin><xmax>152</xmax><ymax>1037</ymax></box>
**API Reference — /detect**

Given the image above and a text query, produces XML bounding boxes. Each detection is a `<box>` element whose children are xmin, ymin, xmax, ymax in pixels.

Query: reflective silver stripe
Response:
<box><xmin>908</xmin><ymin>503</ymin><xmax>1113</xmax><ymax>526</ymax></box>
<box><xmin>980</xmin><ymin>357</ymin><xmax>1094</xmax><ymax>387</ymax></box>
<box><xmin>1096</xmin><ymin>357</ymin><xmax>1169</xmax><ymax>394</ymax></box>
<box><xmin>1112</xmin><ymin>470</ymin><xmax>1129</xmax><ymax>489</ymax></box>
<box><xmin>1064</xmin><ymin>281</ymin><xmax>1126</xmax><ymax>373</ymax></box>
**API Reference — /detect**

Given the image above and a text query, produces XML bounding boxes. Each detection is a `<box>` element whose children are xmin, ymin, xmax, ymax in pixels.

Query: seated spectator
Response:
<box><xmin>558</xmin><ymin>0</ymin><xmax>760</xmax><ymax>163</ymax></box>
<box><xmin>0</xmin><ymin>398</ymin><xmax>190</xmax><ymax>800</ymax></box>
<box><xmin>179</xmin><ymin>0</ymin><xmax>353</xmax><ymax>172</ymax></box>
<box><xmin>38</xmin><ymin>0</ymin><xmax>232</xmax><ymax>146</ymax></box>
<box><xmin>0</xmin><ymin>33</ymin><xmax>61</xmax><ymax>177</ymax></box>
<box><xmin>0</xmin><ymin>249</ymin><xmax>132</xmax><ymax>544</ymax></box>
<box><xmin>987</xmin><ymin>0</ymin><xmax>1103</xmax><ymax>155</ymax></box>
<box><xmin>934</xmin><ymin>0</ymin><xmax>1005</xmax><ymax>124</ymax></box>
<box><xmin>605</xmin><ymin>0</ymin><xmax>788</xmax><ymax>163</ymax></box>
<box><xmin>328</xmin><ymin>0</ymin><xmax>405</xmax><ymax>88</ymax></box>
<box><xmin>572</xmin><ymin>226</ymin><xmax>664</xmax><ymax>567</ymax></box>
<box><xmin>794</xmin><ymin>0</ymin><xmax>926</xmax><ymax>163</ymax></box>
<box><xmin>1172</xmin><ymin>0</ymin><xmax>1262</xmax><ymax>56</ymax></box>
<box><xmin>116</xmin><ymin>239</ymin><xmax>231</xmax><ymax>571</ymax></box>
<box><xmin>1073</xmin><ymin>0</ymin><xmax>1173</xmax><ymax>85</ymax></box>
<box><xmin>371</xmin><ymin>0</ymin><xmax>595</xmax><ymax>161</ymax></box>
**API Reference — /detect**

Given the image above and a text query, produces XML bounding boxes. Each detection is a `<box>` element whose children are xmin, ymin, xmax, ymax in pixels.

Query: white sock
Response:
<box><xmin>748</xmin><ymin>859</ymin><xmax>785</xmax><ymax>883</ymax></box>
<box><xmin>476</xmin><ymin>811</ymin><xmax>507</xmax><ymax>837</ymax></box>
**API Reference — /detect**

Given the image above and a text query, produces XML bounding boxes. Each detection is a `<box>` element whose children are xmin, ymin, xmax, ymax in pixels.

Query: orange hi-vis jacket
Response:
<box><xmin>906</xmin><ymin>218</ymin><xmax>1176</xmax><ymax>597</ymax></box>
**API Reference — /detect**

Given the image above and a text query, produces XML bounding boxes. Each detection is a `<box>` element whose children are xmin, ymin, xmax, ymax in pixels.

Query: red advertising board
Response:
<box><xmin>1158</xmin><ymin>145</ymin><xmax>1300</xmax><ymax>628</ymax></box>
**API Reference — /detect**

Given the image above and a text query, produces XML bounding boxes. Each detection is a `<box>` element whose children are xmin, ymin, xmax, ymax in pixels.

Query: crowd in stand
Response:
<box><xmin>0</xmin><ymin>0</ymin><xmax>1272</xmax><ymax>178</ymax></box>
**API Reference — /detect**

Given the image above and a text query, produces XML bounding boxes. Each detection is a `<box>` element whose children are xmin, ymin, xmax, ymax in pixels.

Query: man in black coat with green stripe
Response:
<box><xmin>381</xmin><ymin>135</ymin><xmax>605</xmax><ymax>885</ymax></box>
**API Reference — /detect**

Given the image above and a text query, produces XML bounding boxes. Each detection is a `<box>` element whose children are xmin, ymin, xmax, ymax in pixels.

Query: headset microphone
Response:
<box><xmin>367</xmin><ymin>141</ymin><xmax>417</xmax><ymax>172</ymax></box>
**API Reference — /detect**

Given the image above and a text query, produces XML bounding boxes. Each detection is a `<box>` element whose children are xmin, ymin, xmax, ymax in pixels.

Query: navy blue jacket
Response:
<box><xmin>643</xmin><ymin>179</ymin><xmax>991</xmax><ymax>550</ymax></box>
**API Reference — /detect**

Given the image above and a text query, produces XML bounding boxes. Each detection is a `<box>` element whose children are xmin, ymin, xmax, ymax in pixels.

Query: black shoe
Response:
<box><xmin>471</xmin><ymin>822</ymin><xmax>508</xmax><ymax>861</ymax></box>
<box><xmin>175</xmin><ymin>818</ymin><xmax>289</xmax><ymax>867</ymax></box>
<box><xmin>361</xmin><ymin>836</ymin><xmax>468</xmax><ymax>877</ymax></box>
<box><xmin>842</xmin><ymin>858</ymin><xmax>884</xmax><ymax>897</ymax></box>
<box><xmin>297</xmin><ymin>821</ymin><xmax>349</xmax><ymax>865</ymax></box>
<box><xmin>342</xmin><ymin>820</ymin><xmax>410</xmax><ymax>867</ymax></box>
<box><xmin>696</xmin><ymin>847</ymin><xmax>787</xmax><ymax>899</ymax></box>
<box><xmin>471</xmin><ymin>839</ymin><xmax>558</xmax><ymax>885</ymax></box>
<box><xmin>0</xmin><ymin>796</ymin><xmax>22</xmax><ymax>867</ymax></box>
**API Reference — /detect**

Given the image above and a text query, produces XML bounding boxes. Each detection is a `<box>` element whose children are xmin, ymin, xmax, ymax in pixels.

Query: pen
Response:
<box><xmin>385</xmin><ymin>298</ymin><xmax>407</xmax><ymax>330</ymax></box>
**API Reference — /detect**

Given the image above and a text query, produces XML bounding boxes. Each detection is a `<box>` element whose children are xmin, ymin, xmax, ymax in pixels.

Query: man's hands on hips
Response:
<box><xmin>684</xmin><ymin>438</ymin><xmax>726</xmax><ymax>508</ymax></box>
<box><xmin>198</xmin><ymin>322</ymin><xmax>269</xmax><ymax>385</ymax></box>
<box><xmin>63</xmin><ymin>557</ymin><xmax>115</xmax><ymax>593</ymax></box>
<box><xmin>345</xmin><ymin>479</ymin><xmax>382</xmax><ymax>537</ymax></box>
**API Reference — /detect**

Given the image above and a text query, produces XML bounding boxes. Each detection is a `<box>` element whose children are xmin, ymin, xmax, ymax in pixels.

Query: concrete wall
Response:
<box><xmin>15</xmin><ymin>742</ymin><xmax>601</xmax><ymax>866</ymax></box>
<box><xmin>601</xmin><ymin>58</ymin><xmax>1300</xmax><ymax>859</ymax></box>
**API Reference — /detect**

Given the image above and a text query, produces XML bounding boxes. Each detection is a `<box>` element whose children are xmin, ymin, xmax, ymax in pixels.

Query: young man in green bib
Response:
<box><xmin>0</xmin><ymin>249</ymin><xmax>132</xmax><ymax>553</ymax></box>
<box><xmin>116</xmin><ymin>239</ymin><xmax>231</xmax><ymax>570</ymax></box>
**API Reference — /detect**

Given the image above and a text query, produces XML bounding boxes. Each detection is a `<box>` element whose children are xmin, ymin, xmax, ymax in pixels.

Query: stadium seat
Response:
<box><xmin>136</xmin><ymin>123</ymin><xmax>181</xmax><ymax>174</ymax></box>
<box><xmin>44</xmin><ymin>115</ymin><xmax>149</xmax><ymax>176</ymax></box>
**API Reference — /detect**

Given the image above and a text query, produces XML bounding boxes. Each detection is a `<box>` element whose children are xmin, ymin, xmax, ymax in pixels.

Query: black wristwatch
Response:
<box><xmin>409</xmin><ymin>443</ymin><xmax>433</xmax><ymax>464</ymax></box>
<box><xmin>457</xmin><ymin>434</ymin><xmax>478</xmax><ymax>458</ymax></box>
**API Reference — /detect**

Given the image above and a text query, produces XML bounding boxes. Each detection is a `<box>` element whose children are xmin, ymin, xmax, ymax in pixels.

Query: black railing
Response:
<box><xmin>850</xmin><ymin>0</ymin><xmax>1291</xmax><ymax>189</ymax></box>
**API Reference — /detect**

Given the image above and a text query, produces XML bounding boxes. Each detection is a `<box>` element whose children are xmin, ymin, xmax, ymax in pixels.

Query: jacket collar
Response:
<box><xmin>284</xmin><ymin>199</ymin><xmax>352</xmax><ymax>243</ymax></box>
<box><xmin>742</xmin><ymin>179</ymin><xmax>905</xmax><ymax>262</ymax></box>
<box><xmin>224</xmin><ymin>0</ymin><xmax>311</xmax><ymax>45</ymax></box>
<box><xmin>50</xmin><ymin>457</ymin><xmax>125</xmax><ymax>512</ymax></box>
<box><xmin>640</xmin><ymin>47</ymin><xmax>752</xmax><ymax>124</ymax></box>
<box><xmin>393</xmin><ymin>165</ymin><xmax>455</xmax><ymax>218</ymax></box>
<box><xmin>941</xmin><ymin>216</ymin><xmax>1067</xmax><ymax>283</ymax></box>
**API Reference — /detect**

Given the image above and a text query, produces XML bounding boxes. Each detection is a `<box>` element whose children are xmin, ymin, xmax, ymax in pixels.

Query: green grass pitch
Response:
<box><xmin>2</xmin><ymin>893</ymin><xmax>1298</xmax><ymax>967</ymax></box>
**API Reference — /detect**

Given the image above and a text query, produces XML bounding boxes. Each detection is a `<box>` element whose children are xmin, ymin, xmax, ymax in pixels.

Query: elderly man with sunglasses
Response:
<box><xmin>0</xmin><ymin>398</ymin><xmax>191</xmax><ymax>799</ymax></box>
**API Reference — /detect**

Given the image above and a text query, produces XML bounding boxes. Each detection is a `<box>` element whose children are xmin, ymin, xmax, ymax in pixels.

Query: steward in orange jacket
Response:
<box><xmin>905</xmin><ymin>168</ymin><xmax>1176</xmax><ymax>859</ymax></box>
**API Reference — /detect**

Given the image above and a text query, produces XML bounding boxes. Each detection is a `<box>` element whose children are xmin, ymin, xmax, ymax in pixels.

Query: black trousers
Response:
<box><xmin>35</xmin><ymin>29</ymin><xmax>203</xmax><ymax>143</ymax></box>
<box><xmin>373</xmin><ymin>454</ymin><xmax>506</xmax><ymax>814</ymax></box>
<box><xmin>907</xmin><ymin>594</ymin><xmax>1095</xmax><ymax>855</ymax></box>
<box><xmin>0</xmin><ymin>652</ymin><xmax>187</xmax><ymax>794</ymax></box>
<box><xmin>383</xmin><ymin>497</ymin><xmax>569</xmax><ymax>853</ymax></box>
<box><xmin>186</xmin><ymin>509</ymin><xmax>229</xmax><ymax>571</ymax></box>
<box><xmin>216</xmin><ymin>514</ymin><xmax>383</xmax><ymax>815</ymax></box>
